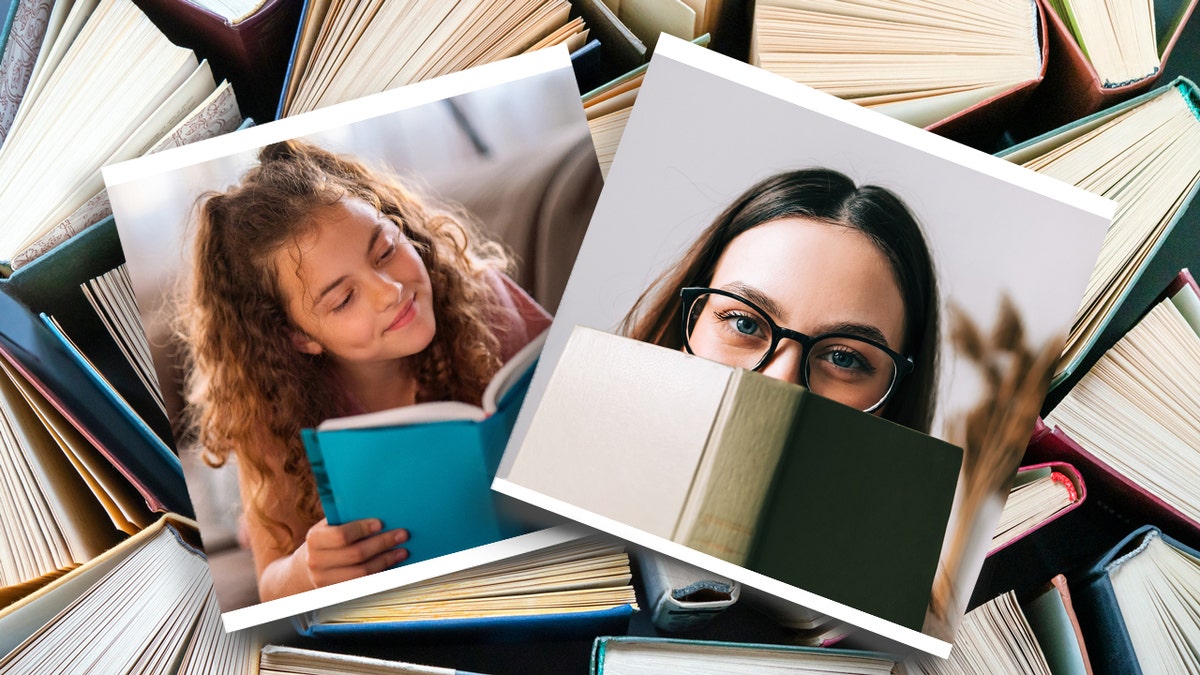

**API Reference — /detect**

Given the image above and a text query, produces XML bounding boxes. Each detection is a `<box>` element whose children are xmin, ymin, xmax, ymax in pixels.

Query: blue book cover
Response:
<box><xmin>296</xmin><ymin>604</ymin><xmax>635</xmax><ymax>641</ymax></box>
<box><xmin>303</xmin><ymin>333</ymin><xmax>545</xmax><ymax>566</ymax></box>
<box><xmin>590</xmin><ymin>637</ymin><xmax>897</xmax><ymax>674</ymax></box>
<box><xmin>1073</xmin><ymin>525</ymin><xmax>1200</xmax><ymax>675</ymax></box>
<box><xmin>0</xmin><ymin>290</ymin><xmax>189</xmax><ymax>516</ymax></box>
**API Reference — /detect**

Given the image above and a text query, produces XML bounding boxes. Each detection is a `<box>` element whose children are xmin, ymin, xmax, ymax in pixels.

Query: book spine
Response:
<box><xmin>302</xmin><ymin>428</ymin><xmax>340</xmax><ymax>525</ymax></box>
<box><xmin>675</xmin><ymin>371</ymin><xmax>798</xmax><ymax>566</ymax></box>
<box><xmin>1072</xmin><ymin>526</ymin><xmax>1157</xmax><ymax>675</ymax></box>
<box><xmin>1179</xmin><ymin>79</ymin><xmax>1200</xmax><ymax>121</ymax></box>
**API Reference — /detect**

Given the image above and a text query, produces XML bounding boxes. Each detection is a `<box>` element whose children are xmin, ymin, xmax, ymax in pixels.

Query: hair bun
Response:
<box><xmin>258</xmin><ymin>140</ymin><xmax>304</xmax><ymax>164</ymax></box>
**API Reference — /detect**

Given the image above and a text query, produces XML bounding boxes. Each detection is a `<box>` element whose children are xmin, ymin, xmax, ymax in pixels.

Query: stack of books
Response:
<box><xmin>0</xmin><ymin>0</ymin><xmax>1198</xmax><ymax>673</ymax></box>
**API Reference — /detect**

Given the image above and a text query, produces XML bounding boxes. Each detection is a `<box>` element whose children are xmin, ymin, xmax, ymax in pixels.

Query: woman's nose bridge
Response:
<box><xmin>761</xmin><ymin>340</ymin><xmax>805</xmax><ymax>385</ymax></box>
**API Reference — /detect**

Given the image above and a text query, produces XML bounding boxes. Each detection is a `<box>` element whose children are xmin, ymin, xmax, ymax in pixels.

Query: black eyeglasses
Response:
<box><xmin>680</xmin><ymin>287</ymin><xmax>914</xmax><ymax>412</ymax></box>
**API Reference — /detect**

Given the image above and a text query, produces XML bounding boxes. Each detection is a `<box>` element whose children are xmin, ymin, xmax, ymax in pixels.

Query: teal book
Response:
<box><xmin>590</xmin><ymin>636</ymin><xmax>896</xmax><ymax>674</ymax></box>
<box><xmin>303</xmin><ymin>332</ymin><xmax>546</xmax><ymax>566</ymax></box>
<box><xmin>0</xmin><ymin>217</ymin><xmax>188</xmax><ymax>517</ymax></box>
<box><xmin>998</xmin><ymin>76</ymin><xmax>1200</xmax><ymax>401</ymax></box>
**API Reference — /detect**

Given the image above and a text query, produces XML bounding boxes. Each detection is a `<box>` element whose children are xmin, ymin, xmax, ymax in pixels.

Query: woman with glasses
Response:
<box><xmin>620</xmin><ymin>168</ymin><xmax>939</xmax><ymax>433</ymax></box>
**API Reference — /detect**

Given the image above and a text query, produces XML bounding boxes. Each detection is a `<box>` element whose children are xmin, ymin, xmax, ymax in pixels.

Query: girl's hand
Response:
<box><xmin>301</xmin><ymin>518</ymin><xmax>409</xmax><ymax>588</ymax></box>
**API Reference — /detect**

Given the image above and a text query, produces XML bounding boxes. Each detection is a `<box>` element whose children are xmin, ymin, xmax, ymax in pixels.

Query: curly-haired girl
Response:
<box><xmin>178</xmin><ymin>140</ymin><xmax>550</xmax><ymax>601</ymax></box>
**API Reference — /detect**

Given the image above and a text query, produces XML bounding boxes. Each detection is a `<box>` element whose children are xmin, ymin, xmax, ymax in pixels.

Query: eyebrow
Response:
<box><xmin>312</xmin><ymin>222</ymin><xmax>384</xmax><ymax>305</ymax></box>
<box><xmin>720</xmin><ymin>281</ymin><xmax>785</xmax><ymax>320</ymax></box>
<box><xmin>718</xmin><ymin>281</ymin><xmax>894</xmax><ymax>348</ymax></box>
<box><xmin>812</xmin><ymin>321</ymin><xmax>892</xmax><ymax>348</ymax></box>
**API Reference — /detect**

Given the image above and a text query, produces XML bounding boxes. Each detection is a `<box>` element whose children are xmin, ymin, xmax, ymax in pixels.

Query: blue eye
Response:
<box><xmin>821</xmin><ymin>348</ymin><xmax>872</xmax><ymax>373</ymax></box>
<box><xmin>734</xmin><ymin>316</ymin><xmax>759</xmax><ymax>335</ymax></box>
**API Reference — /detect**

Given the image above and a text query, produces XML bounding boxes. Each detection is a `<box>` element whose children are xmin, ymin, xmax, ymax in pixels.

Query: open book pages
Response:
<box><xmin>178</xmin><ymin>586</ymin><xmax>261</xmax><ymax>675</ymax></box>
<box><xmin>308</xmin><ymin>534</ymin><xmax>634</xmax><ymax>625</ymax></box>
<box><xmin>1046</xmin><ymin>0</ymin><xmax>1160</xmax><ymax>86</ymax></box>
<box><xmin>0</xmin><ymin>0</ymin><xmax>224</xmax><ymax>266</ymax></box>
<box><xmin>588</xmin><ymin>107</ymin><xmax>632</xmax><ymax>179</ymax></box>
<box><xmin>1046</xmin><ymin>283</ymin><xmax>1200</xmax><ymax>524</ymax></box>
<box><xmin>990</xmin><ymin>467</ymin><xmax>1079</xmax><ymax>551</ymax></box>
<box><xmin>1018</xmin><ymin>83</ymin><xmax>1200</xmax><ymax>377</ymax></box>
<box><xmin>317</xmin><ymin>328</ymin><xmax>546</xmax><ymax>430</ymax></box>
<box><xmin>899</xmin><ymin>591</ymin><xmax>1053</xmax><ymax>675</ymax></box>
<box><xmin>79</xmin><ymin>264</ymin><xmax>166</xmax><ymax>417</ymax></box>
<box><xmin>0</xmin><ymin>355</ymin><xmax>152</xmax><ymax>539</ymax></box>
<box><xmin>0</xmin><ymin>519</ymin><xmax>211</xmax><ymax>672</ymax></box>
<box><xmin>281</xmin><ymin>0</ymin><xmax>582</xmax><ymax>116</ymax></box>
<box><xmin>594</xmin><ymin>638</ymin><xmax>895</xmax><ymax>675</ymax></box>
<box><xmin>260</xmin><ymin>645</ymin><xmax>478</xmax><ymax>675</ymax></box>
<box><xmin>0</xmin><ymin>355</ymin><xmax>128</xmax><ymax>604</ymax></box>
<box><xmin>1109</xmin><ymin>529</ymin><xmax>1200</xmax><ymax>673</ymax></box>
<box><xmin>750</xmin><ymin>0</ymin><xmax>1043</xmax><ymax>127</ymax></box>
<box><xmin>10</xmin><ymin>82</ymin><xmax>242</xmax><ymax>271</ymax></box>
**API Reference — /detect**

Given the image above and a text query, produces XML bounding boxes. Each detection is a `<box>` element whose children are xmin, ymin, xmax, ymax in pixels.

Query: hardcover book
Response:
<box><xmin>989</xmin><ymin>461</ymin><xmax>1085</xmax><ymax>554</ymax></box>
<box><xmin>749</xmin><ymin>0</ymin><xmax>1049</xmax><ymax>147</ymax></box>
<box><xmin>511</xmin><ymin>326</ymin><xmax>961</xmax><ymax>633</ymax></box>
<box><xmin>294</xmin><ymin>534</ymin><xmax>637</xmax><ymax>641</ymax></box>
<box><xmin>1073</xmin><ymin>525</ymin><xmax>1200</xmax><ymax>674</ymax></box>
<box><xmin>134</xmin><ymin>0</ymin><xmax>303</xmax><ymax>121</ymax></box>
<box><xmin>590</xmin><ymin>637</ymin><xmax>895</xmax><ymax>675</ymax></box>
<box><xmin>1041</xmin><ymin>269</ymin><xmax>1200</xmax><ymax>544</ymax></box>
<box><xmin>0</xmin><ymin>515</ymin><xmax>246</xmax><ymax>671</ymax></box>
<box><xmin>1017</xmin><ymin>0</ymin><xmax>1199</xmax><ymax>135</ymax></box>
<box><xmin>999</xmin><ymin>77</ymin><xmax>1200</xmax><ymax>396</ymax></box>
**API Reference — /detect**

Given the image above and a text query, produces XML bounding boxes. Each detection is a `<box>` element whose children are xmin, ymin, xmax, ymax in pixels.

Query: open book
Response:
<box><xmin>1021</xmin><ymin>0</ymin><xmax>1199</xmax><ymax>134</ymax></box>
<box><xmin>277</xmin><ymin>0</ymin><xmax>587</xmax><ymax>116</ymax></box>
<box><xmin>0</xmin><ymin>515</ymin><xmax>258</xmax><ymax>673</ymax></box>
<box><xmin>749</xmin><ymin>0</ymin><xmax>1047</xmax><ymax>145</ymax></box>
<box><xmin>0</xmin><ymin>0</ymin><xmax>242</xmax><ymax>271</ymax></box>
<box><xmin>990</xmin><ymin>462</ymin><xmax>1084</xmax><ymax>553</ymax></box>
<box><xmin>304</xmin><ymin>330</ymin><xmax>548</xmax><ymax>565</ymax></box>
<box><xmin>296</xmin><ymin>534</ymin><xmax>637</xmax><ymax>639</ymax></box>
<box><xmin>901</xmin><ymin>579</ymin><xmax>1091</xmax><ymax>675</ymax></box>
<box><xmin>591</xmin><ymin>637</ymin><xmax>895</xmax><ymax>675</ymax></box>
<box><xmin>1043</xmin><ymin>270</ymin><xmax>1200</xmax><ymax>532</ymax></box>
<box><xmin>1000</xmin><ymin>77</ymin><xmax>1200</xmax><ymax>391</ymax></box>
<box><xmin>1074</xmin><ymin>525</ymin><xmax>1200</xmax><ymax>673</ymax></box>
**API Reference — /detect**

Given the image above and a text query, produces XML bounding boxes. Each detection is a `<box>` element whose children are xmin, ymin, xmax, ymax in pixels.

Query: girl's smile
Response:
<box><xmin>387</xmin><ymin>296</ymin><xmax>418</xmax><ymax>332</ymax></box>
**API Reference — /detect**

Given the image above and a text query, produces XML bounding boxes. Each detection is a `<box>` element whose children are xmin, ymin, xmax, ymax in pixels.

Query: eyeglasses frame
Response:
<box><xmin>679</xmin><ymin>286</ymin><xmax>915</xmax><ymax>412</ymax></box>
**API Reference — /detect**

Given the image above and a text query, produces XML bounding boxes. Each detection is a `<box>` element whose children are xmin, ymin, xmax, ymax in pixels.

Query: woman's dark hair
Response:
<box><xmin>620</xmin><ymin>168</ymin><xmax>939</xmax><ymax>433</ymax></box>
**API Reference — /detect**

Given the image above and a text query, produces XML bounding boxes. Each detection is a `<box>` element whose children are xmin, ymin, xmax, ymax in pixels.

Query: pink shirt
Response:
<box><xmin>485</xmin><ymin>270</ymin><xmax>552</xmax><ymax>362</ymax></box>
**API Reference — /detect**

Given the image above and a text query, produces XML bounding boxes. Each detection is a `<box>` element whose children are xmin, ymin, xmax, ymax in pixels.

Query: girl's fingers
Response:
<box><xmin>308</xmin><ymin>518</ymin><xmax>382</xmax><ymax>549</ymax></box>
<box><xmin>312</xmin><ymin>546</ymin><xmax>409</xmax><ymax>588</ymax></box>
<box><xmin>309</xmin><ymin>525</ymin><xmax>409</xmax><ymax>568</ymax></box>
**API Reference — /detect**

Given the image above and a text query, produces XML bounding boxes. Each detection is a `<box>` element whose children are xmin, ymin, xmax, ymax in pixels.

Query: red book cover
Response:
<box><xmin>988</xmin><ymin>461</ymin><xmax>1085</xmax><ymax>557</ymax></box>
<box><xmin>925</xmin><ymin>0</ymin><xmax>1050</xmax><ymax>148</ymax></box>
<box><xmin>134</xmin><ymin>0</ymin><xmax>304</xmax><ymax>121</ymax></box>
<box><xmin>1024</xmin><ymin>418</ymin><xmax>1200</xmax><ymax>549</ymax></box>
<box><xmin>1015</xmin><ymin>0</ymin><xmax>1199</xmax><ymax>137</ymax></box>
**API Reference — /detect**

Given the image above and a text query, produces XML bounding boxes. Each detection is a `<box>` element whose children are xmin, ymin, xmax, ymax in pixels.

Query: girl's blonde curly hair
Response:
<box><xmin>177</xmin><ymin>139</ymin><xmax>512</xmax><ymax>552</ymax></box>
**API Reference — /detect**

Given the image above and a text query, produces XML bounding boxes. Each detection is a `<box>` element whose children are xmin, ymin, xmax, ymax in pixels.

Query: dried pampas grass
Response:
<box><xmin>924</xmin><ymin>296</ymin><xmax>1061</xmax><ymax>638</ymax></box>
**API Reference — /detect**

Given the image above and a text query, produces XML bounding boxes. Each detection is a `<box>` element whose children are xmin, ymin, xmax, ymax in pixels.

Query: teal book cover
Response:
<box><xmin>304</xmin><ymin>346</ymin><xmax>541</xmax><ymax>565</ymax></box>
